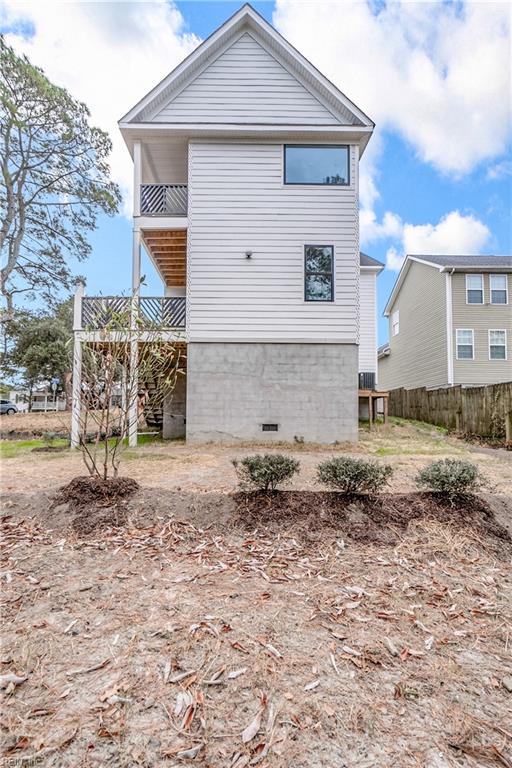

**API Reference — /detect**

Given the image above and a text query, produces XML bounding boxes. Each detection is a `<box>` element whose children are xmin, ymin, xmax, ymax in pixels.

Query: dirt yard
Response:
<box><xmin>1</xmin><ymin>420</ymin><xmax>511</xmax><ymax>767</ymax></box>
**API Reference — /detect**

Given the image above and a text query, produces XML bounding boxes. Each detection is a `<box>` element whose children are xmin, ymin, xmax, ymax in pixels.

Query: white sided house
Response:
<box><xmin>72</xmin><ymin>4</ymin><xmax>378</xmax><ymax>446</ymax></box>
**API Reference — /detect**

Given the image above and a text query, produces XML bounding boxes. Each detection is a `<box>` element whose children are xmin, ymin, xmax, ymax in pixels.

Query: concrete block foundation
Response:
<box><xmin>186</xmin><ymin>342</ymin><xmax>358</xmax><ymax>444</ymax></box>
<box><xmin>162</xmin><ymin>370</ymin><xmax>187</xmax><ymax>439</ymax></box>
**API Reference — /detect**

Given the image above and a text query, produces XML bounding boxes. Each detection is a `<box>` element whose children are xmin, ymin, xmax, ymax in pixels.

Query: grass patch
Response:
<box><xmin>0</xmin><ymin>438</ymin><xmax>69</xmax><ymax>459</ymax></box>
<box><xmin>390</xmin><ymin>416</ymin><xmax>448</xmax><ymax>435</ymax></box>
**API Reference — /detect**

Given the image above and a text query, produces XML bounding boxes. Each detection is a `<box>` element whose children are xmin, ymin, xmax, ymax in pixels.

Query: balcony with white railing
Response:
<box><xmin>140</xmin><ymin>184</ymin><xmax>188</xmax><ymax>216</ymax></box>
<box><xmin>80</xmin><ymin>296</ymin><xmax>186</xmax><ymax>331</ymax></box>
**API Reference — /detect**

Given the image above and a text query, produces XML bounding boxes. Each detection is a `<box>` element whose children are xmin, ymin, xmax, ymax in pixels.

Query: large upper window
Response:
<box><xmin>466</xmin><ymin>274</ymin><xmax>483</xmax><ymax>304</ymax></box>
<box><xmin>304</xmin><ymin>245</ymin><xmax>334</xmax><ymax>302</ymax></box>
<box><xmin>284</xmin><ymin>145</ymin><xmax>349</xmax><ymax>185</ymax></box>
<box><xmin>489</xmin><ymin>330</ymin><xmax>507</xmax><ymax>360</ymax></box>
<box><xmin>456</xmin><ymin>329</ymin><xmax>474</xmax><ymax>360</ymax></box>
<box><xmin>490</xmin><ymin>274</ymin><xmax>508</xmax><ymax>304</ymax></box>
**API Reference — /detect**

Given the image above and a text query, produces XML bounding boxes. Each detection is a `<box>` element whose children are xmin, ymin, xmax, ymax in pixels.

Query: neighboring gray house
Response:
<box><xmin>72</xmin><ymin>4</ymin><xmax>380</xmax><ymax>446</ymax></box>
<box><xmin>379</xmin><ymin>254</ymin><xmax>512</xmax><ymax>390</ymax></box>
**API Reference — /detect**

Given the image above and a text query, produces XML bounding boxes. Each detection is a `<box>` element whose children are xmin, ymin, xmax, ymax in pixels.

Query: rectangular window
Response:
<box><xmin>284</xmin><ymin>145</ymin><xmax>349</xmax><ymax>185</ymax></box>
<box><xmin>304</xmin><ymin>245</ymin><xmax>334</xmax><ymax>302</ymax></box>
<box><xmin>466</xmin><ymin>274</ymin><xmax>483</xmax><ymax>304</ymax></box>
<box><xmin>456</xmin><ymin>329</ymin><xmax>474</xmax><ymax>359</ymax></box>
<box><xmin>490</xmin><ymin>274</ymin><xmax>508</xmax><ymax>304</ymax></box>
<box><xmin>391</xmin><ymin>310</ymin><xmax>399</xmax><ymax>337</ymax></box>
<box><xmin>489</xmin><ymin>329</ymin><xmax>507</xmax><ymax>360</ymax></box>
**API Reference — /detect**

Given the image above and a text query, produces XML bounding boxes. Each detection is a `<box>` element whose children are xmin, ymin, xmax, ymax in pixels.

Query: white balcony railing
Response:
<box><xmin>140</xmin><ymin>184</ymin><xmax>187</xmax><ymax>216</ymax></box>
<box><xmin>81</xmin><ymin>296</ymin><xmax>186</xmax><ymax>330</ymax></box>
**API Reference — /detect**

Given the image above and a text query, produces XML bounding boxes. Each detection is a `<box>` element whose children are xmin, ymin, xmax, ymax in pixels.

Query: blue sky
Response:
<box><xmin>2</xmin><ymin>0</ymin><xmax>511</xmax><ymax>343</ymax></box>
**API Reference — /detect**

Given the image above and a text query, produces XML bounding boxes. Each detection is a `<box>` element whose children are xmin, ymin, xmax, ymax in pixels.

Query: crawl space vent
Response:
<box><xmin>261</xmin><ymin>423</ymin><xmax>279</xmax><ymax>432</ymax></box>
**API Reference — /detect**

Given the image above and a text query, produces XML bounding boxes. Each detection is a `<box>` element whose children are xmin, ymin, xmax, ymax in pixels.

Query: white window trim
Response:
<box><xmin>456</xmin><ymin>328</ymin><xmax>474</xmax><ymax>360</ymax></box>
<box><xmin>489</xmin><ymin>274</ymin><xmax>508</xmax><ymax>305</ymax></box>
<box><xmin>465</xmin><ymin>273</ymin><xmax>484</xmax><ymax>304</ymax></box>
<box><xmin>391</xmin><ymin>309</ymin><xmax>399</xmax><ymax>337</ymax></box>
<box><xmin>488</xmin><ymin>329</ymin><xmax>507</xmax><ymax>361</ymax></box>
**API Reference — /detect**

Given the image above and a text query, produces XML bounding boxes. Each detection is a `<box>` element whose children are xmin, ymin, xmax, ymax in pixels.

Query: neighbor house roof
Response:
<box><xmin>360</xmin><ymin>252</ymin><xmax>384</xmax><ymax>270</ymax></box>
<box><xmin>119</xmin><ymin>4</ymin><xmax>374</xmax><ymax>154</ymax></box>
<box><xmin>411</xmin><ymin>254</ymin><xmax>512</xmax><ymax>269</ymax></box>
<box><xmin>383</xmin><ymin>254</ymin><xmax>512</xmax><ymax>316</ymax></box>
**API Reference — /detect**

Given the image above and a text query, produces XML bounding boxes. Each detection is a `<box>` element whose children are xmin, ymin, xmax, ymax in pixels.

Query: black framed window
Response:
<box><xmin>284</xmin><ymin>145</ymin><xmax>349</xmax><ymax>185</ymax></box>
<box><xmin>305</xmin><ymin>245</ymin><xmax>334</xmax><ymax>302</ymax></box>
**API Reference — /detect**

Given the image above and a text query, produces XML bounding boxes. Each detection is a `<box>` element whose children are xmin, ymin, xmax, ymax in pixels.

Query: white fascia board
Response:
<box><xmin>360</xmin><ymin>265</ymin><xmax>384</xmax><ymax>274</ymax></box>
<box><xmin>119</xmin><ymin>5</ymin><xmax>374</xmax><ymax>130</ymax></box>
<box><xmin>135</xmin><ymin>215</ymin><xmax>188</xmax><ymax>230</ymax></box>
<box><xmin>120</xmin><ymin>123</ymin><xmax>374</xmax><ymax>158</ymax></box>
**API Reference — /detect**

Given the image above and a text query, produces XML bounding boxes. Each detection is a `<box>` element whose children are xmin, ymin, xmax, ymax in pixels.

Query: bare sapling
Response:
<box><xmin>75</xmin><ymin>302</ymin><xmax>184</xmax><ymax>480</ymax></box>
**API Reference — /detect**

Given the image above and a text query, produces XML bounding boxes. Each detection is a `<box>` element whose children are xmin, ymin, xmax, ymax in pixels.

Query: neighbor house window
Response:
<box><xmin>489</xmin><ymin>329</ymin><xmax>507</xmax><ymax>360</ymax></box>
<box><xmin>391</xmin><ymin>310</ymin><xmax>400</xmax><ymax>337</ymax></box>
<box><xmin>490</xmin><ymin>274</ymin><xmax>508</xmax><ymax>304</ymax></box>
<box><xmin>466</xmin><ymin>274</ymin><xmax>483</xmax><ymax>304</ymax></box>
<box><xmin>304</xmin><ymin>245</ymin><xmax>334</xmax><ymax>301</ymax></box>
<box><xmin>456</xmin><ymin>329</ymin><xmax>474</xmax><ymax>359</ymax></box>
<box><xmin>284</xmin><ymin>145</ymin><xmax>349</xmax><ymax>185</ymax></box>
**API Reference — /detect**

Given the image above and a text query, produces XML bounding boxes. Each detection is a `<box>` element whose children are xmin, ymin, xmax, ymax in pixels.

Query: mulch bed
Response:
<box><xmin>53</xmin><ymin>476</ymin><xmax>139</xmax><ymax>535</ymax></box>
<box><xmin>233</xmin><ymin>490</ymin><xmax>511</xmax><ymax>549</ymax></box>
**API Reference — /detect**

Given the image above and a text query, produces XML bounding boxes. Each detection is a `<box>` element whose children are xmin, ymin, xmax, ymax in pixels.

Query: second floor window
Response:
<box><xmin>490</xmin><ymin>274</ymin><xmax>508</xmax><ymax>304</ymax></box>
<box><xmin>456</xmin><ymin>329</ymin><xmax>474</xmax><ymax>359</ymax></box>
<box><xmin>466</xmin><ymin>274</ymin><xmax>483</xmax><ymax>304</ymax></box>
<box><xmin>284</xmin><ymin>145</ymin><xmax>349</xmax><ymax>185</ymax></box>
<box><xmin>391</xmin><ymin>310</ymin><xmax>399</xmax><ymax>336</ymax></box>
<box><xmin>304</xmin><ymin>245</ymin><xmax>334</xmax><ymax>301</ymax></box>
<box><xmin>489</xmin><ymin>330</ymin><xmax>507</xmax><ymax>360</ymax></box>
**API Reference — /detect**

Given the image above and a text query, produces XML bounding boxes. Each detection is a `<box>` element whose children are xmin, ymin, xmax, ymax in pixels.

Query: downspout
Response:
<box><xmin>445</xmin><ymin>269</ymin><xmax>454</xmax><ymax>386</ymax></box>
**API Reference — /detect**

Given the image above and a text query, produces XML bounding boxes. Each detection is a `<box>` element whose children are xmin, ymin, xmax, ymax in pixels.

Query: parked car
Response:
<box><xmin>0</xmin><ymin>400</ymin><xmax>18</xmax><ymax>415</ymax></box>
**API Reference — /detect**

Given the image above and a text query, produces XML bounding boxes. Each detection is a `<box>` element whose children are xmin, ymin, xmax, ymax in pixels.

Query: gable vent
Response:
<box><xmin>261</xmin><ymin>423</ymin><xmax>279</xmax><ymax>432</ymax></box>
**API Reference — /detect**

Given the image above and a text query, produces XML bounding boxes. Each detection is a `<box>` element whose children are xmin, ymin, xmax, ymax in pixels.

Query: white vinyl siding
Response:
<box><xmin>187</xmin><ymin>141</ymin><xmax>359</xmax><ymax>342</ymax></box>
<box><xmin>490</xmin><ymin>274</ymin><xmax>508</xmax><ymax>304</ymax></box>
<box><xmin>466</xmin><ymin>274</ymin><xmax>483</xmax><ymax>304</ymax></box>
<box><xmin>155</xmin><ymin>33</ymin><xmax>341</xmax><ymax>125</ymax></box>
<box><xmin>456</xmin><ymin>329</ymin><xmax>474</xmax><ymax>360</ymax></box>
<box><xmin>489</xmin><ymin>329</ymin><xmax>507</xmax><ymax>360</ymax></box>
<box><xmin>359</xmin><ymin>271</ymin><xmax>378</xmax><ymax>376</ymax></box>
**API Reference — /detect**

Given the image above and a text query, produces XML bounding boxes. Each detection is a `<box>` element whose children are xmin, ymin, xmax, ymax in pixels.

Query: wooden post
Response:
<box><xmin>506</xmin><ymin>410</ymin><xmax>512</xmax><ymax>443</ymax></box>
<box><xmin>70</xmin><ymin>334</ymin><xmax>82</xmax><ymax>449</ymax></box>
<box><xmin>383</xmin><ymin>395</ymin><xmax>388</xmax><ymax>425</ymax></box>
<box><xmin>368</xmin><ymin>394</ymin><xmax>373</xmax><ymax>431</ymax></box>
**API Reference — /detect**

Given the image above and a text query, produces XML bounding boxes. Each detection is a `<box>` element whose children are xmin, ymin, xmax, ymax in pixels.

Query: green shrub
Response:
<box><xmin>415</xmin><ymin>458</ymin><xmax>482</xmax><ymax>500</ymax></box>
<box><xmin>316</xmin><ymin>456</ymin><xmax>393</xmax><ymax>494</ymax></box>
<box><xmin>232</xmin><ymin>453</ymin><xmax>300</xmax><ymax>492</ymax></box>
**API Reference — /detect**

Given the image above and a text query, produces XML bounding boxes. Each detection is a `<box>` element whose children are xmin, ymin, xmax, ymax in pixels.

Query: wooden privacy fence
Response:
<box><xmin>388</xmin><ymin>382</ymin><xmax>512</xmax><ymax>439</ymax></box>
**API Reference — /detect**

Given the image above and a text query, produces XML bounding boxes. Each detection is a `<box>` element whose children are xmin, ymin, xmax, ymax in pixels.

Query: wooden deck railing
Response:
<box><xmin>140</xmin><ymin>184</ymin><xmax>188</xmax><ymax>215</ymax></box>
<box><xmin>81</xmin><ymin>296</ymin><xmax>186</xmax><ymax>330</ymax></box>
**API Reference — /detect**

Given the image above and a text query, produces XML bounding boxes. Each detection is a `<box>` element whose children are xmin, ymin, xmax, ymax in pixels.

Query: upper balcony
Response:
<box><xmin>140</xmin><ymin>183</ymin><xmax>187</xmax><ymax>216</ymax></box>
<box><xmin>74</xmin><ymin>290</ymin><xmax>186</xmax><ymax>342</ymax></box>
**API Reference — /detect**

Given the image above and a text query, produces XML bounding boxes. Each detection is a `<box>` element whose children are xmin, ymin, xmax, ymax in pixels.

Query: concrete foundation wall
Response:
<box><xmin>186</xmin><ymin>342</ymin><xmax>358</xmax><ymax>444</ymax></box>
<box><xmin>162</xmin><ymin>371</ymin><xmax>187</xmax><ymax>439</ymax></box>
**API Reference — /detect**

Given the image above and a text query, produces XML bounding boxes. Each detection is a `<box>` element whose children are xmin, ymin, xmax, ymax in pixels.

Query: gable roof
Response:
<box><xmin>360</xmin><ymin>251</ymin><xmax>384</xmax><ymax>270</ymax></box>
<box><xmin>383</xmin><ymin>254</ymin><xmax>512</xmax><ymax>316</ymax></box>
<box><xmin>411</xmin><ymin>254</ymin><xmax>512</xmax><ymax>269</ymax></box>
<box><xmin>119</xmin><ymin>4</ymin><xmax>374</xmax><ymax>138</ymax></box>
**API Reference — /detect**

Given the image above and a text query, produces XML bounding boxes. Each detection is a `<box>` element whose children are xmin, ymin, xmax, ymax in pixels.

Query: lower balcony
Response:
<box><xmin>80</xmin><ymin>296</ymin><xmax>186</xmax><ymax>332</ymax></box>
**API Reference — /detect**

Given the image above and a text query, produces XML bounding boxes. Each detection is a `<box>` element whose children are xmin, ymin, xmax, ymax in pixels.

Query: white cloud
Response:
<box><xmin>361</xmin><ymin>210</ymin><xmax>402</xmax><ymax>245</ymax></box>
<box><xmin>274</xmin><ymin>0</ymin><xmax>511</xmax><ymax>176</ymax></box>
<box><xmin>487</xmin><ymin>159</ymin><xmax>512</xmax><ymax>180</ymax></box>
<box><xmin>2</xmin><ymin>0</ymin><xmax>200</xmax><ymax>215</ymax></box>
<box><xmin>385</xmin><ymin>210</ymin><xmax>491</xmax><ymax>271</ymax></box>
